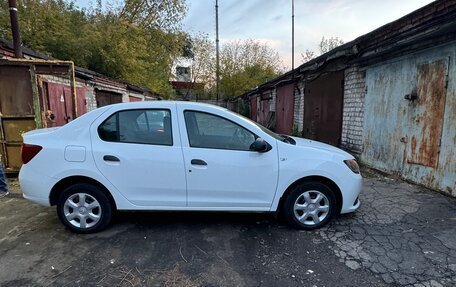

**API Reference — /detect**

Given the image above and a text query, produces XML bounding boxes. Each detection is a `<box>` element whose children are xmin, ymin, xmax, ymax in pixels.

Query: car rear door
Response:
<box><xmin>91</xmin><ymin>104</ymin><xmax>187</xmax><ymax>207</ymax></box>
<box><xmin>177</xmin><ymin>105</ymin><xmax>279</xmax><ymax>210</ymax></box>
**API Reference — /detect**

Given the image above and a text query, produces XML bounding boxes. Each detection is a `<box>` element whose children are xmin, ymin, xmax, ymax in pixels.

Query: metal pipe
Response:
<box><xmin>215</xmin><ymin>0</ymin><xmax>220</xmax><ymax>103</ymax></box>
<box><xmin>69</xmin><ymin>62</ymin><xmax>78</xmax><ymax>120</ymax></box>
<box><xmin>8</xmin><ymin>0</ymin><xmax>23</xmax><ymax>58</ymax></box>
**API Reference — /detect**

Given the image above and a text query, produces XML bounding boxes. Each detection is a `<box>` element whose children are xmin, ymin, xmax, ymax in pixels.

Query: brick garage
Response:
<box><xmin>0</xmin><ymin>38</ymin><xmax>159</xmax><ymax>172</ymax></box>
<box><xmin>341</xmin><ymin>66</ymin><xmax>365</xmax><ymax>154</ymax></box>
<box><xmin>237</xmin><ymin>0</ymin><xmax>456</xmax><ymax>194</ymax></box>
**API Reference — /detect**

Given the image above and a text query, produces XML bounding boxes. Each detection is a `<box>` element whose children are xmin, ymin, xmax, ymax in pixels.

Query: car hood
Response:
<box><xmin>290</xmin><ymin>136</ymin><xmax>353</xmax><ymax>158</ymax></box>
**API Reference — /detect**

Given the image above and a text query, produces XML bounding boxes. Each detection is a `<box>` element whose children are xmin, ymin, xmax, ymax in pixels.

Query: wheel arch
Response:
<box><xmin>278</xmin><ymin>175</ymin><xmax>343</xmax><ymax>214</ymax></box>
<box><xmin>49</xmin><ymin>175</ymin><xmax>117</xmax><ymax>210</ymax></box>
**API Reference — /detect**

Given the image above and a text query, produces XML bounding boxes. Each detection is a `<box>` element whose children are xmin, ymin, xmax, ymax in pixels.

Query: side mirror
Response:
<box><xmin>250</xmin><ymin>138</ymin><xmax>272</xmax><ymax>153</ymax></box>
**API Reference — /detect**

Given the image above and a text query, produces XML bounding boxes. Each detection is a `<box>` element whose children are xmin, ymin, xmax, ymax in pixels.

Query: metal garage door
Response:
<box><xmin>275</xmin><ymin>83</ymin><xmax>294</xmax><ymax>135</ymax></box>
<box><xmin>303</xmin><ymin>71</ymin><xmax>344</xmax><ymax>146</ymax></box>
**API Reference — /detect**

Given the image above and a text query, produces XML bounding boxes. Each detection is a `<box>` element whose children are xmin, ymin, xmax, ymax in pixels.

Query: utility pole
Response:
<box><xmin>291</xmin><ymin>0</ymin><xmax>295</xmax><ymax>71</ymax></box>
<box><xmin>8</xmin><ymin>0</ymin><xmax>22</xmax><ymax>58</ymax></box>
<box><xmin>215</xmin><ymin>0</ymin><xmax>220</xmax><ymax>103</ymax></box>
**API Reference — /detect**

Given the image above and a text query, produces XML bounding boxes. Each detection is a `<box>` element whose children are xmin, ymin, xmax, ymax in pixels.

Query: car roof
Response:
<box><xmin>106</xmin><ymin>101</ymin><xmax>228</xmax><ymax>112</ymax></box>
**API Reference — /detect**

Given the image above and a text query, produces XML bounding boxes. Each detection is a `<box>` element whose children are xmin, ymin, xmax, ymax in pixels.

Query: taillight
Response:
<box><xmin>21</xmin><ymin>144</ymin><xmax>43</xmax><ymax>164</ymax></box>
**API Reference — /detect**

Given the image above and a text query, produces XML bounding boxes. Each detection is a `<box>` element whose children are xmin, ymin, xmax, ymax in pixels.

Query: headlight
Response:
<box><xmin>344</xmin><ymin>159</ymin><xmax>360</xmax><ymax>174</ymax></box>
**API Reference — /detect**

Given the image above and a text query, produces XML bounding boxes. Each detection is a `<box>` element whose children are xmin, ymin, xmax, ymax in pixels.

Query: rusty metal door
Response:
<box><xmin>258</xmin><ymin>94</ymin><xmax>270</xmax><ymax>126</ymax></box>
<box><xmin>362</xmin><ymin>52</ymin><xmax>452</xmax><ymax>192</ymax></box>
<box><xmin>44</xmin><ymin>82</ymin><xmax>87</xmax><ymax>127</ymax></box>
<box><xmin>96</xmin><ymin>90</ymin><xmax>122</xmax><ymax>107</ymax></box>
<box><xmin>250</xmin><ymin>95</ymin><xmax>257</xmax><ymax>121</ymax></box>
<box><xmin>303</xmin><ymin>71</ymin><xmax>344</xmax><ymax>146</ymax></box>
<box><xmin>76</xmin><ymin>87</ymin><xmax>87</xmax><ymax>116</ymax></box>
<box><xmin>46</xmin><ymin>82</ymin><xmax>73</xmax><ymax>126</ymax></box>
<box><xmin>405</xmin><ymin>59</ymin><xmax>448</xmax><ymax>168</ymax></box>
<box><xmin>0</xmin><ymin>65</ymin><xmax>36</xmax><ymax>171</ymax></box>
<box><xmin>275</xmin><ymin>83</ymin><xmax>295</xmax><ymax>134</ymax></box>
<box><xmin>129</xmin><ymin>96</ymin><xmax>142</xmax><ymax>102</ymax></box>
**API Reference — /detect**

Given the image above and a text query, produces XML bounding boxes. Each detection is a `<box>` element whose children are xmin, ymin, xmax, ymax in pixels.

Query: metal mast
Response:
<box><xmin>292</xmin><ymin>0</ymin><xmax>295</xmax><ymax>71</ymax></box>
<box><xmin>215</xmin><ymin>0</ymin><xmax>220</xmax><ymax>103</ymax></box>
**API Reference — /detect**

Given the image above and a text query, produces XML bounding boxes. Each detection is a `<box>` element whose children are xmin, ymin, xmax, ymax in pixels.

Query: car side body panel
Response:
<box><xmin>272</xmin><ymin>140</ymin><xmax>362</xmax><ymax>213</ymax></box>
<box><xmin>176</xmin><ymin>103</ymin><xmax>280</xmax><ymax>208</ymax></box>
<box><xmin>90</xmin><ymin>103</ymin><xmax>188</xmax><ymax>207</ymax></box>
<box><xmin>19</xmin><ymin>101</ymin><xmax>361</xmax><ymax>214</ymax></box>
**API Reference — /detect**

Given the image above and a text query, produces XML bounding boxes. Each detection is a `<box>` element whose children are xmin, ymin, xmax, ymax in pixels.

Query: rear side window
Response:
<box><xmin>98</xmin><ymin>109</ymin><xmax>172</xmax><ymax>146</ymax></box>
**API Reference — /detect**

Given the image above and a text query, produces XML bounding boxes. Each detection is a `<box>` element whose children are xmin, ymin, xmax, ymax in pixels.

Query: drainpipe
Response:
<box><xmin>8</xmin><ymin>0</ymin><xmax>23</xmax><ymax>58</ymax></box>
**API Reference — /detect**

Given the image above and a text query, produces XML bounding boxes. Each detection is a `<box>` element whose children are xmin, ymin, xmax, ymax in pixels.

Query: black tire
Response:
<box><xmin>56</xmin><ymin>183</ymin><xmax>113</xmax><ymax>234</ymax></box>
<box><xmin>283</xmin><ymin>181</ymin><xmax>337</xmax><ymax>230</ymax></box>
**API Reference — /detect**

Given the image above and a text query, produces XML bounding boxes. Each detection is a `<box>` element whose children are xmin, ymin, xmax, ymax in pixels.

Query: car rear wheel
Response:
<box><xmin>56</xmin><ymin>183</ymin><xmax>112</xmax><ymax>233</ymax></box>
<box><xmin>283</xmin><ymin>181</ymin><xmax>336</xmax><ymax>230</ymax></box>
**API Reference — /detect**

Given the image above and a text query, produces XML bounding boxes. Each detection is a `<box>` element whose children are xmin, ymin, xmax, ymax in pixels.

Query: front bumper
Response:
<box><xmin>339</xmin><ymin>174</ymin><xmax>362</xmax><ymax>214</ymax></box>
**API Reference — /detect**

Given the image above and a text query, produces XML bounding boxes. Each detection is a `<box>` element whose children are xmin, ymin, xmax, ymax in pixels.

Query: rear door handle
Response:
<box><xmin>103</xmin><ymin>155</ymin><xmax>120</xmax><ymax>162</ymax></box>
<box><xmin>191</xmin><ymin>159</ymin><xmax>207</xmax><ymax>166</ymax></box>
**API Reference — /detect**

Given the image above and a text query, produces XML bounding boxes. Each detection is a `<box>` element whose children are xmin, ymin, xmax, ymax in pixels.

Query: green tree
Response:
<box><xmin>0</xmin><ymin>0</ymin><xmax>187</xmax><ymax>98</ymax></box>
<box><xmin>180</xmin><ymin>33</ymin><xmax>216</xmax><ymax>100</ymax></box>
<box><xmin>301</xmin><ymin>36</ymin><xmax>344</xmax><ymax>64</ymax></box>
<box><xmin>220</xmin><ymin>39</ymin><xmax>281</xmax><ymax>99</ymax></box>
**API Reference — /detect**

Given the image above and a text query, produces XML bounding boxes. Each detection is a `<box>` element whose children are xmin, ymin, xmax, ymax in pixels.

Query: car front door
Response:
<box><xmin>177</xmin><ymin>107</ymin><xmax>279</xmax><ymax>210</ymax></box>
<box><xmin>91</xmin><ymin>106</ymin><xmax>187</xmax><ymax>207</ymax></box>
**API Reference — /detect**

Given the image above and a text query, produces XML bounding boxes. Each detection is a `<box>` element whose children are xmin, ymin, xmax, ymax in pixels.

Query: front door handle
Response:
<box><xmin>191</xmin><ymin>159</ymin><xmax>207</xmax><ymax>166</ymax></box>
<box><xmin>103</xmin><ymin>155</ymin><xmax>120</xmax><ymax>162</ymax></box>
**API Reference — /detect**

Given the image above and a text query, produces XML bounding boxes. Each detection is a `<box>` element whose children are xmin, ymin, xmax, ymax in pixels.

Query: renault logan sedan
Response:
<box><xmin>19</xmin><ymin>102</ymin><xmax>361</xmax><ymax>233</ymax></box>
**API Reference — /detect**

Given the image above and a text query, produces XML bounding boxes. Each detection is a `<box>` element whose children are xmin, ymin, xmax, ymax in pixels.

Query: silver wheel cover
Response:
<box><xmin>63</xmin><ymin>193</ymin><xmax>102</xmax><ymax>229</ymax></box>
<box><xmin>293</xmin><ymin>190</ymin><xmax>330</xmax><ymax>226</ymax></box>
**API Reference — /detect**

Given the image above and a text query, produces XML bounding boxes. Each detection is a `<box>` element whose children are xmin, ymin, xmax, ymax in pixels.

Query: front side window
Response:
<box><xmin>184</xmin><ymin>111</ymin><xmax>256</xmax><ymax>151</ymax></box>
<box><xmin>98</xmin><ymin>109</ymin><xmax>172</xmax><ymax>146</ymax></box>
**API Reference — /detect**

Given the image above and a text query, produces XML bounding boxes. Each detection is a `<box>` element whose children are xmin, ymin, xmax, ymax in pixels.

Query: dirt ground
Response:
<box><xmin>1</xmin><ymin>170</ymin><xmax>455</xmax><ymax>287</ymax></box>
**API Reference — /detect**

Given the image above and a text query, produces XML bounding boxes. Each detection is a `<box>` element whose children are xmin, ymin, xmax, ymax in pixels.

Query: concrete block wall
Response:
<box><xmin>85</xmin><ymin>87</ymin><xmax>97</xmax><ymax>112</ymax></box>
<box><xmin>41</xmin><ymin>75</ymin><xmax>84</xmax><ymax>88</ymax></box>
<box><xmin>341</xmin><ymin>66</ymin><xmax>366</xmax><ymax>154</ymax></box>
<box><xmin>293</xmin><ymin>81</ymin><xmax>305</xmax><ymax>133</ymax></box>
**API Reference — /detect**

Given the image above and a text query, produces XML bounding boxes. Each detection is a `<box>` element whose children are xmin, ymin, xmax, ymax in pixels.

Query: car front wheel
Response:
<box><xmin>283</xmin><ymin>181</ymin><xmax>336</xmax><ymax>230</ymax></box>
<box><xmin>56</xmin><ymin>183</ymin><xmax>113</xmax><ymax>233</ymax></box>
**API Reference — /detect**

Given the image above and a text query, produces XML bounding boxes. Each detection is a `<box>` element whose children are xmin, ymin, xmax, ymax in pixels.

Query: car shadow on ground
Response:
<box><xmin>109</xmin><ymin>209</ymin><xmax>357</xmax><ymax>231</ymax></box>
<box><xmin>112</xmin><ymin>210</ymin><xmax>280</xmax><ymax>228</ymax></box>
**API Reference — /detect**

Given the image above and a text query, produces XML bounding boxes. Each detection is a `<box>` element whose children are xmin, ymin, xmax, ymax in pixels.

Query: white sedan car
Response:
<box><xmin>19</xmin><ymin>101</ymin><xmax>361</xmax><ymax>233</ymax></box>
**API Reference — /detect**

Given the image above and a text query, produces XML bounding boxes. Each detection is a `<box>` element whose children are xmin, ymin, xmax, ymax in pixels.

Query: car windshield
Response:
<box><xmin>228</xmin><ymin>111</ymin><xmax>296</xmax><ymax>144</ymax></box>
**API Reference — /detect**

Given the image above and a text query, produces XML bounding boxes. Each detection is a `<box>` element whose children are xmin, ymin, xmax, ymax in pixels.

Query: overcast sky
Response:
<box><xmin>75</xmin><ymin>0</ymin><xmax>434</xmax><ymax>69</ymax></box>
